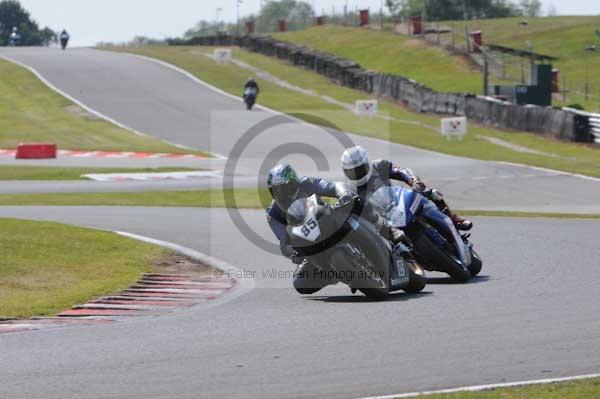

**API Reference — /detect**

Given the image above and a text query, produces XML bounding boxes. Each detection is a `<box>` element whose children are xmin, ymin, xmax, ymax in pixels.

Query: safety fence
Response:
<box><xmin>563</xmin><ymin>108</ymin><xmax>600</xmax><ymax>144</ymax></box>
<box><xmin>168</xmin><ymin>34</ymin><xmax>597</xmax><ymax>143</ymax></box>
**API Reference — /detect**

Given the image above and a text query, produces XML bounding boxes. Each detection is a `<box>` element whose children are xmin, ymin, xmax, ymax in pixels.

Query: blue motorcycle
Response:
<box><xmin>368</xmin><ymin>185</ymin><xmax>482</xmax><ymax>282</ymax></box>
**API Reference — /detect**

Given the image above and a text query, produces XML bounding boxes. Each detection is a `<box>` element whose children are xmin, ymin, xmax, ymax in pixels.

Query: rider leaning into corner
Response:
<box><xmin>266</xmin><ymin>163</ymin><xmax>407</xmax><ymax>294</ymax></box>
<box><xmin>340</xmin><ymin>145</ymin><xmax>473</xmax><ymax>231</ymax></box>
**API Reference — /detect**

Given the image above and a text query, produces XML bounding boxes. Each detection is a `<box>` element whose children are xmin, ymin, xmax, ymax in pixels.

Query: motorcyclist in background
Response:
<box><xmin>243</xmin><ymin>77</ymin><xmax>259</xmax><ymax>97</ymax></box>
<box><xmin>340</xmin><ymin>146</ymin><xmax>473</xmax><ymax>231</ymax></box>
<box><xmin>9</xmin><ymin>27</ymin><xmax>20</xmax><ymax>46</ymax></box>
<box><xmin>266</xmin><ymin>163</ymin><xmax>405</xmax><ymax>294</ymax></box>
<box><xmin>59</xmin><ymin>30</ymin><xmax>70</xmax><ymax>50</ymax></box>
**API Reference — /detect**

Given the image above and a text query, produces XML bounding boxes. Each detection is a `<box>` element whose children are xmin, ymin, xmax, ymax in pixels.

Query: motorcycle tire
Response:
<box><xmin>469</xmin><ymin>247</ymin><xmax>483</xmax><ymax>277</ymax></box>
<box><xmin>403</xmin><ymin>260</ymin><xmax>426</xmax><ymax>294</ymax></box>
<box><xmin>411</xmin><ymin>233</ymin><xmax>471</xmax><ymax>283</ymax></box>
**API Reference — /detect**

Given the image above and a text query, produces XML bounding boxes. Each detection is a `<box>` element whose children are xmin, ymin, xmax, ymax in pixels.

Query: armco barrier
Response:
<box><xmin>167</xmin><ymin>34</ymin><xmax>594</xmax><ymax>143</ymax></box>
<box><xmin>16</xmin><ymin>143</ymin><xmax>57</xmax><ymax>159</ymax></box>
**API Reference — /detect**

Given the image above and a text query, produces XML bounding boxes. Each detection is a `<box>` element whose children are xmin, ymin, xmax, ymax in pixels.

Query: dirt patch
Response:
<box><xmin>152</xmin><ymin>253</ymin><xmax>214</xmax><ymax>279</ymax></box>
<box><xmin>65</xmin><ymin>105</ymin><xmax>101</xmax><ymax>121</ymax></box>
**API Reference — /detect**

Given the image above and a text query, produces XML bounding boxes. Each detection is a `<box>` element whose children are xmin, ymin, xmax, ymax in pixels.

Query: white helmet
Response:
<box><xmin>341</xmin><ymin>146</ymin><xmax>372</xmax><ymax>187</ymax></box>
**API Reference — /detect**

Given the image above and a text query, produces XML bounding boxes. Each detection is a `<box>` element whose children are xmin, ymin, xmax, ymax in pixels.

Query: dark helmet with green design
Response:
<box><xmin>267</xmin><ymin>163</ymin><xmax>300</xmax><ymax>208</ymax></box>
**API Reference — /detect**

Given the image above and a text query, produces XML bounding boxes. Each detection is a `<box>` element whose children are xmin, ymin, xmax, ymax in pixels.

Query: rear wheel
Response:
<box><xmin>411</xmin><ymin>233</ymin><xmax>471</xmax><ymax>283</ymax></box>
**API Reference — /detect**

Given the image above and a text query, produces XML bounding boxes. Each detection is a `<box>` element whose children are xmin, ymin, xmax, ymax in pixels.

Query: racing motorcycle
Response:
<box><xmin>368</xmin><ymin>185</ymin><xmax>482</xmax><ymax>283</ymax></box>
<box><xmin>243</xmin><ymin>86</ymin><xmax>257</xmax><ymax>110</ymax></box>
<box><xmin>286</xmin><ymin>195</ymin><xmax>426</xmax><ymax>300</ymax></box>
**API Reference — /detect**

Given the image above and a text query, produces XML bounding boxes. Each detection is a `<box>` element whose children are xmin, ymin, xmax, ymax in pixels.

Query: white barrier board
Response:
<box><xmin>441</xmin><ymin>117</ymin><xmax>468</xmax><ymax>139</ymax></box>
<box><xmin>355</xmin><ymin>100</ymin><xmax>378</xmax><ymax>117</ymax></box>
<box><xmin>214</xmin><ymin>48</ymin><xmax>232</xmax><ymax>64</ymax></box>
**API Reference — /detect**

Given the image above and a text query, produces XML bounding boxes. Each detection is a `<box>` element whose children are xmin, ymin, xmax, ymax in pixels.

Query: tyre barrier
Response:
<box><xmin>167</xmin><ymin>34</ymin><xmax>593</xmax><ymax>143</ymax></box>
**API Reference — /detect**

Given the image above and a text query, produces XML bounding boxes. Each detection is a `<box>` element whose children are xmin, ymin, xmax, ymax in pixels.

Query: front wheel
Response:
<box><xmin>403</xmin><ymin>260</ymin><xmax>426</xmax><ymax>294</ymax></box>
<box><xmin>411</xmin><ymin>233</ymin><xmax>471</xmax><ymax>283</ymax></box>
<box><xmin>469</xmin><ymin>247</ymin><xmax>483</xmax><ymax>277</ymax></box>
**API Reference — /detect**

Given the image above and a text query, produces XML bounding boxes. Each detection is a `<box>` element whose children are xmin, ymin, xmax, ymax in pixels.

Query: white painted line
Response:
<box><xmin>355</xmin><ymin>373</ymin><xmax>600</xmax><ymax>399</ymax></box>
<box><xmin>128</xmin><ymin>288</ymin><xmax>225</xmax><ymax>295</ymax></box>
<box><xmin>0</xmin><ymin>53</ymin><xmax>209</xmax><ymax>156</ymax></box>
<box><xmin>82</xmin><ymin>170</ymin><xmax>219</xmax><ymax>182</ymax></box>
<box><xmin>496</xmin><ymin>161</ymin><xmax>600</xmax><ymax>183</ymax></box>
<box><xmin>138</xmin><ymin>279</ymin><xmax>233</xmax><ymax>288</ymax></box>
<box><xmin>75</xmin><ymin>304</ymin><xmax>159</xmax><ymax>311</ymax></box>
<box><xmin>101</xmin><ymin>296</ymin><xmax>196</xmax><ymax>302</ymax></box>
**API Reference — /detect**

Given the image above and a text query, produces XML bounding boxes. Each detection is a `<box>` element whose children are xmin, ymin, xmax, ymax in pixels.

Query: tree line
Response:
<box><xmin>386</xmin><ymin>0</ymin><xmax>543</xmax><ymax>21</ymax></box>
<box><xmin>0</xmin><ymin>0</ymin><xmax>56</xmax><ymax>46</ymax></box>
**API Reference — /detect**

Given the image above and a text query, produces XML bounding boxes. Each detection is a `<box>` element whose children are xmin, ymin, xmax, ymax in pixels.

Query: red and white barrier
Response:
<box><xmin>15</xmin><ymin>143</ymin><xmax>57</xmax><ymax>159</ymax></box>
<box><xmin>0</xmin><ymin>148</ymin><xmax>208</xmax><ymax>160</ymax></box>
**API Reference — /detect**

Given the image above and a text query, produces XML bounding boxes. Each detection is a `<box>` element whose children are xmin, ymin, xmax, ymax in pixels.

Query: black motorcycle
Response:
<box><xmin>243</xmin><ymin>87</ymin><xmax>257</xmax><ymax>110</ymax></box>
<box><xmin>285</xmin><ymin>195</ymin><xmax>426</xmax><ymax>300</ymax></box>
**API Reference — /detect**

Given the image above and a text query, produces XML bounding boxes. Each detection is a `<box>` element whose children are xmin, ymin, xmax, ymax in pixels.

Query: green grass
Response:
<box><xmin>411</xmin><ymin>377</ymin><xmax>600</xmax><ymax>399</ymax></box>
<box><xmin>276</xmin><ymin>18</ymin><xmax>600</xmax><ymax>111</ymax></box>
<box><xmin>0</xmin><ymin>189</ymin><xmax>598</xmax><ymax>220</ymax></box>
<box><xmin>0</xmin><ymin>58</ymin><xmax>204</xmax><ymax>154</ymax></box>
<box><xmin>0</xmin><ymin>166</ymin><xmax>199</xmax><ymax>180</ymax></box>
<box><xmin>0</xmin><ymin>188</ymin><xmax>271</xmax><ymax>208</ymax></box>
<box><xmin>107</xmin><ymin>45</ymin><xmax>600</xmax><ymax>177</ymax></box>
<box><xmin>0</xmin><ymin>218</ymin><xmax>167</xmax><ymax>318</ymax></box>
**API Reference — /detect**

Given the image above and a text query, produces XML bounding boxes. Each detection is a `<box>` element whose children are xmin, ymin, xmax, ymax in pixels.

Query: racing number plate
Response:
<box><xmin>292</xmin><ymin>215</ymin><xmax>321</xmax><ymax>242</ymax></box>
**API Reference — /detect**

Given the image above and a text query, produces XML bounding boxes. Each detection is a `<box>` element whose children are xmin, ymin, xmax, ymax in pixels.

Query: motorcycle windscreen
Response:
<box><xmin>287</xmin><ymin>196</ymin><xmax>321</xmax><ymax>242</ymax></box>
<box><xmin>244</xmin><ymin>87</ymin><xmax>257</xmax><ymax>96</ymax></box>
<box><xmin>368</xmin><ymin>185</ymin><xmax>419</xmax><ymax>228</ymax></box>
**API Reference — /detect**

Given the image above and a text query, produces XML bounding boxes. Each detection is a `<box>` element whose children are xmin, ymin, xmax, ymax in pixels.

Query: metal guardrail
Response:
<box><xmin>590</xmin><ymin>116</ymin><xmax>600</xmax><ymax>144</ymax></box>
<box><xmin>563</xmin><ymin>107</ymin><xmax>600</xmax><ymax>143</ymax></box>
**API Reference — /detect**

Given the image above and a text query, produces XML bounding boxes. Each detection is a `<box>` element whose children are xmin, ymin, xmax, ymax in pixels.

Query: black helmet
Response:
<box><xmin>267</xmin><ymin>163</ymin><xmax>300</xmax><ymax>208</ymax></box>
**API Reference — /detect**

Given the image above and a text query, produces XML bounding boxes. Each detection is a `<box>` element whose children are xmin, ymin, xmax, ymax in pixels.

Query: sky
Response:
<box><xmin>16</xmin><ymin>0</ymin><xmax>600</xmax><ymax>46</ymax></box>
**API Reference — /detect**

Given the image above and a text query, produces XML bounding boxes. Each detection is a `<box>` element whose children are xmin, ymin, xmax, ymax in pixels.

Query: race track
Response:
<box><xmin>2</xmin><ymin>47</ymin><xmax>600</xmax><ymax>212</ymax></box>
<box><xmin>0</xmin><ymin>47</ymin><xmax>599</xmax><ymax>399</ymax></box>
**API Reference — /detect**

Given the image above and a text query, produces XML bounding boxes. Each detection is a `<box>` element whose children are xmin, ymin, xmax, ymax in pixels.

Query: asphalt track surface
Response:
<box><xmin>1</xmin><ymin>206</ymin><xmax>600</xmax><ymax>399</ymax></box>
<box><xmin>1</xmin><ymin>47</ymin><xmax>600</xmax><ymax>213</ymax></box>
<box><xmin>0</xmin><ymin>48</ymin><xmax>599</xmax><ymax>399</ymax></box>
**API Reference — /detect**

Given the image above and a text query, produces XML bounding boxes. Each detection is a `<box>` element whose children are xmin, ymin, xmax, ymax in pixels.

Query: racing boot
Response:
<box><xmin>428</xmin><ymin>189</ymin><xmax>473</xmax><ymax>231</ymax></box>
<box><xmin>376</xmin><ymin>217</ymin><xmax>410</xmax><ymax>246</ymax></box>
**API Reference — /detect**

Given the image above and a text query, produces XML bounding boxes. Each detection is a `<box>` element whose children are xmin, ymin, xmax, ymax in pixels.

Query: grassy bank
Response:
<box><xmin>0</xmin><ymin>189</ymin><xmax>598</xmax><ymax>220</ymax></box>
<box><xmin>0</xmin><ymin>218</ymin><xmax>167</xmax><ymax>318</ymax></box>
<box><xmin>274</xmin><ymin>25</ymin><xmax>481</xmax><ymax>94</ymax></box>
<box><xmin>107</xmin><ymin>46</ymin><xmax>600</xmax><ymax>177</ymax></box>
<box><xmin>276</xmin><ymin>19</ymin><xmax>600</xmax><ymax>111</ymax></box>
<box><xmin>0</xmin><ymin>58</ymin><xmax>201</xmax><ymax>154</ymax></box>
<box><xmin>412</xmin><ymin>376</ymin><xmax>600</xmax><ymax>399</ymax></box>
<box><xmin>0</xmin><ymin>166</ymin><xmax>198</xmax><ymax>180</ymax></box>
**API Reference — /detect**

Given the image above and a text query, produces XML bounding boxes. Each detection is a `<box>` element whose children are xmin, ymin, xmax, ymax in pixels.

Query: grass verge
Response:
<box><xmin>410</xmin><ymin>376</ymin><xmax>600</xmax><ymax>399</ymax></box>
<box><xmin>0</xmin><ymin>189</ymin><xmax>598</xmax><ymax>220</ymax></box>
<box><xmin>107</xmin><ymin>45</ymin><xmax>600</xmax><ymax>177</ymax></box>
<box><xmin>0</xmin><ymin>57</ymin><xmax>204</xmax><ymax>154</ymax></box>
<box><xmin>0</xmin><ymin>166</ymin><xmax>199</xmax><ymax>180</ymax></box>
<box><xmin>0</xmin><ymin>218</ymin><xmax>167</xmax><ymax>318</ymax></box>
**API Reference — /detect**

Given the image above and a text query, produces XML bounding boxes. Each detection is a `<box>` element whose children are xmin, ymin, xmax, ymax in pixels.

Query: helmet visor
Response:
<box><xmin>271</xmin><ymin>182</ymin><xmax>300</xmax><ymax>208</ymax></box>
<box><xmin>343</xmin><ymin>164</ymin><xmax>370</xmax><ymax>182</ymax></box>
